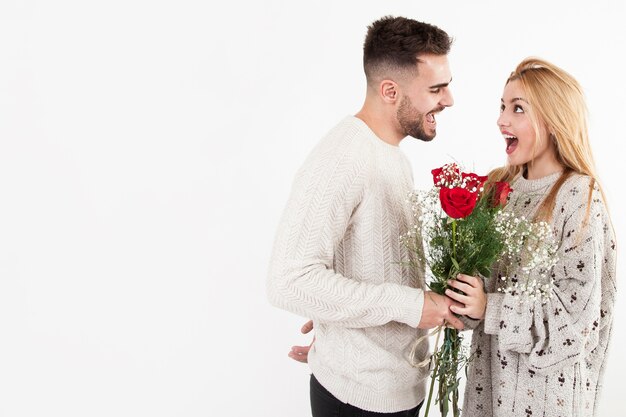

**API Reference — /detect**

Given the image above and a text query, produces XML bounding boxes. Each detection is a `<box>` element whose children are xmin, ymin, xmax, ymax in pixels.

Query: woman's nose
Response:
<box><xmin>497</xmin><ymin>112</ymin><xmax>509</xmax><ymax>128</ymax></box>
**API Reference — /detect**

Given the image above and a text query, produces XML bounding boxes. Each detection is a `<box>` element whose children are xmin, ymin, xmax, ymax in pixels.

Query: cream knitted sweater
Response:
<box><xmin>267</xmin><ymin>116</ymin><xmax>429</xmax><ymax>413</ymax></box>
<box><xmin>463</xmin><ymin>172</ymin><xmax>617</xmax><ymax>417</ymax></box>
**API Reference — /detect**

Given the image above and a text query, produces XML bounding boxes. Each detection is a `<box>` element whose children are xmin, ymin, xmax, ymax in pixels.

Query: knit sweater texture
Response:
<box><xmin>462</xmin><ymin>172</ymin><xmax>617</xmax><ymax>417</ymax></box>
<box><xmin>267</xmin><ymin>116</ymin><xmax>429</xmax><ymax>413</ymax></box>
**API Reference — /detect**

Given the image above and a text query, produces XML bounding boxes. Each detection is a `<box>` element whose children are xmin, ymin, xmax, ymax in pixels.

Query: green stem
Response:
<box><xmin>452</xmin><ymin>328</ymin><xmax>460</xmax><ymax>417</ymax></box>
<box><xmin>423</xmin><ymin>327</ymin><xmax>443</xmax><ymax>417</ymax></box>
<box><xmin>452</xmin><ymin>220</ymin><xmax>457</xmax><ymax>261</ymax></box>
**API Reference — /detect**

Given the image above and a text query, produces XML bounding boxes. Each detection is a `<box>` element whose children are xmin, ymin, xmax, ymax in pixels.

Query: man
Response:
<box><xmin>267</xmin><ymin>16</ymin><xmax>461</xmax><ymax>416</ymax></box>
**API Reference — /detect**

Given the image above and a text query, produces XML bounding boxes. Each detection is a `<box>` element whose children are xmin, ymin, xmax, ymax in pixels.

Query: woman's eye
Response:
<box><xmin>500</xmin><ymin>104</ymin><xmax>505</xmax><ymax>113</ymax></box>
<box><xmin>514</xmin><ymin>105</ymin><xmax>524</xmax><ymax>113</ymax></box>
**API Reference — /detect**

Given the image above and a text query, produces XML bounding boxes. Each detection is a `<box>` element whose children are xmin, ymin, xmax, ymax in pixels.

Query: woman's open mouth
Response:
<box><xmin>504</xmin><ymin>134</ymin><xmax>518</xmax><ymax>155</ymax></box>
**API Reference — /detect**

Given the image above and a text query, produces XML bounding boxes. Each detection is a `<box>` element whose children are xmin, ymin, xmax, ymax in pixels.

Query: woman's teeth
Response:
<box><xmin>504</xmin><ymin>135</ymin><xmax>518</xmax><ymax>154</ymax></box>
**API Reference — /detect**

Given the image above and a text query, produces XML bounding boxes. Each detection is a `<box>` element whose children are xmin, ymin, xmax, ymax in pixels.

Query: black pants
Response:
<box><xmin>310</xmin><ymin>374</ymin><xmax>423</xmax><ymax>417</ymax></box>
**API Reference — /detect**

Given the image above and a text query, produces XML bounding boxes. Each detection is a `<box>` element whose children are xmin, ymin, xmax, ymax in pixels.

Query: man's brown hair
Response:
<box><xmin>363</xmin><ymin>16</ymin><xmax>452</xmax><ymax>86</ymax></box>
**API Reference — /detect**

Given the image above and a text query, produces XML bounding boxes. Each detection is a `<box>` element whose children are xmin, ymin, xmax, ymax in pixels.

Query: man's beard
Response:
<box><xmin>397</xmin><ymin>96</ymin><xmax>439</xmax><ymax>142</ymax></box>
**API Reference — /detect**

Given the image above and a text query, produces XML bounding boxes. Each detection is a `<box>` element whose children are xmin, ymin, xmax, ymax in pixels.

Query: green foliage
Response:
<box><xmin>427</xmin><ymin>190</ymin><xmax>505</xmax><ymax>294</ymax></box>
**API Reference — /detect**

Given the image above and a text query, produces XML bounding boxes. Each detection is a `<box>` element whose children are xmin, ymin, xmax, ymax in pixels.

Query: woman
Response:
<box><xmin>446</xmin><ymin>58</ymin><xmax>616</xmax><ymax>416</ymax></box>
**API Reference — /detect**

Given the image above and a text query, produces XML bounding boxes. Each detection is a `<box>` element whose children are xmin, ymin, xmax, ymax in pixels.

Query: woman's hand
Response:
<box><xmin>445</xmin><ymin>274</ymin><xmax>487</xmax><ymax>320</ymax></box>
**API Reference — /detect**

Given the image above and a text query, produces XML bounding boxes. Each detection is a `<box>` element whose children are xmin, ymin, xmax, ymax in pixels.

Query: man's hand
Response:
<box><xmin>288</xmin><ymin>320</ymin><xmax>315</xmax><ymax>363</ymax></box>
<box><xmin>418</xmin><ymin>291</ymin><xmax>464</xmax><ymax>330</ymax></box>
<box><xmin>446</xmin><ymin>274</ymin><xmax>487</xmax><ymax>320</ymax></box>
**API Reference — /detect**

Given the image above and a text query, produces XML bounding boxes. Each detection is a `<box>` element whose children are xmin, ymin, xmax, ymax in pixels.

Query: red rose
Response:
<box><xmin>492</xmin><ymin>181</ymin><xmax>513</xmax><ymax>207</ymax></box>
<box><xmin>432</xmin><ymin>164</ymin><xmax>461</xmax><ymax>187</ymax></box>
<box><xmin>461</xmin><ymin>172</ymin><xmax>488</xmax><ymax>193</ymax></box>
<box><xmin>439</xmin><ymin>187</ymin><xmax>478</xmax><ymax>219</ymax></box>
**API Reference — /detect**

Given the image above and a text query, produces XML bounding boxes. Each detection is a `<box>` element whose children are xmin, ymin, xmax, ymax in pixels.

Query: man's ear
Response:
<box><xmin>380</xmin><ymin>80</ymin><xmax>399</xmax><ymax>104</ymax></box>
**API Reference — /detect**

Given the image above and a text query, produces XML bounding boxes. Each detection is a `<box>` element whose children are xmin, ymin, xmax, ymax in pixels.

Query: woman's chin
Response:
<box><xmin>506</xmin><ymin>154</ymin><xmax>525</xmax><ymax>167</ymax></box>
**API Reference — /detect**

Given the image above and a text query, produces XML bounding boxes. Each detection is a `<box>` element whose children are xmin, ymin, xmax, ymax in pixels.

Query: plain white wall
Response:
<box><xmin>0</xmin><ymin>1</ymin><xmax>624</xmax><ymax>416</ymax></box>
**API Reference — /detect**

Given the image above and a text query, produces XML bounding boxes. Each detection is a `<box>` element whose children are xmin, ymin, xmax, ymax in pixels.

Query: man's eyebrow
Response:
<box><xmin>429</xmin><ymin>78</ymin><xmax>452</xmax><ymax>89</ymax></box>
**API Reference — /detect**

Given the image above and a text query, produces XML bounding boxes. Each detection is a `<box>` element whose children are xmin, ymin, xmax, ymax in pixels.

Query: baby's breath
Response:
<box><xmin>493</xmin><ymin>212</ymin><xmax>559</xmax><ymax>303</ymax></box>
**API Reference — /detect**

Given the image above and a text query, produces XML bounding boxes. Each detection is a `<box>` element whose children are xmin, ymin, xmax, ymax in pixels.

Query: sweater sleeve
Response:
<box><xmin>266</xmin><ymin>139</ymin><xmax>424</xmax><ymax>329</ymax></box>
<box><xmin>483</xmin><ymin>177</ymin><xmax>615</xmax><ymax>374</ymax></box>
<box><xmin>460</xmin><ymin>315</ymin><xmax>482</xmax><ymax>331</ymax></box>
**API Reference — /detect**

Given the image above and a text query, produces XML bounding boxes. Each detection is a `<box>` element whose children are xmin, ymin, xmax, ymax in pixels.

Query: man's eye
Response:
<box><xmin>431</xmin><ymin>89</ymin><xmax>441</xmax><ymax>94</ymax></box>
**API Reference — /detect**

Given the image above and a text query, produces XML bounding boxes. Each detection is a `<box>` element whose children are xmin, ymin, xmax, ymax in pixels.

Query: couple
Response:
<box><xmin>267</xmin><ymin>16</ymin><xmax>616</xmax><ymax>417</ymax></box>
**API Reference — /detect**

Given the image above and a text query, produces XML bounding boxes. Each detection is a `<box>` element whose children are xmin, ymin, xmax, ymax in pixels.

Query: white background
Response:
<box><xmin>0</xmin><ymin>1</ymin><xmax>624</xmax><ymax>416</ymax></box>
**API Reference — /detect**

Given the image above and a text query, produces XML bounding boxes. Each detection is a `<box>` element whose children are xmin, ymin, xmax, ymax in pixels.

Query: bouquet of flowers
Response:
<box><xmin>401</xmin><ymin>163</ymin><xmax>558</xmax><ymax>417</ymax></box>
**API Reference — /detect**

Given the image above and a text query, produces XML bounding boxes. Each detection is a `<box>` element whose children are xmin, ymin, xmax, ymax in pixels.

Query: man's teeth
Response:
<box><xmin>427</xmin><ymin>113</ymin><xmax>435</xmax><ymax>123</ymax></box>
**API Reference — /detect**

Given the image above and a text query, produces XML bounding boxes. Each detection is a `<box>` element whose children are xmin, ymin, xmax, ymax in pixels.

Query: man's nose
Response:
<box><xmin>441</xmin><ymin>88</ymin><xmax>454</xmax><ymax>107</ymax></box>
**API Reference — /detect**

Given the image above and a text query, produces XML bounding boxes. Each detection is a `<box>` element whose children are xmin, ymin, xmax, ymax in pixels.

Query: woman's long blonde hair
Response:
<box><xmin>489</xmin><ymin>57</ymin><xmax>604</xmax><ymax>223</ymax></box>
